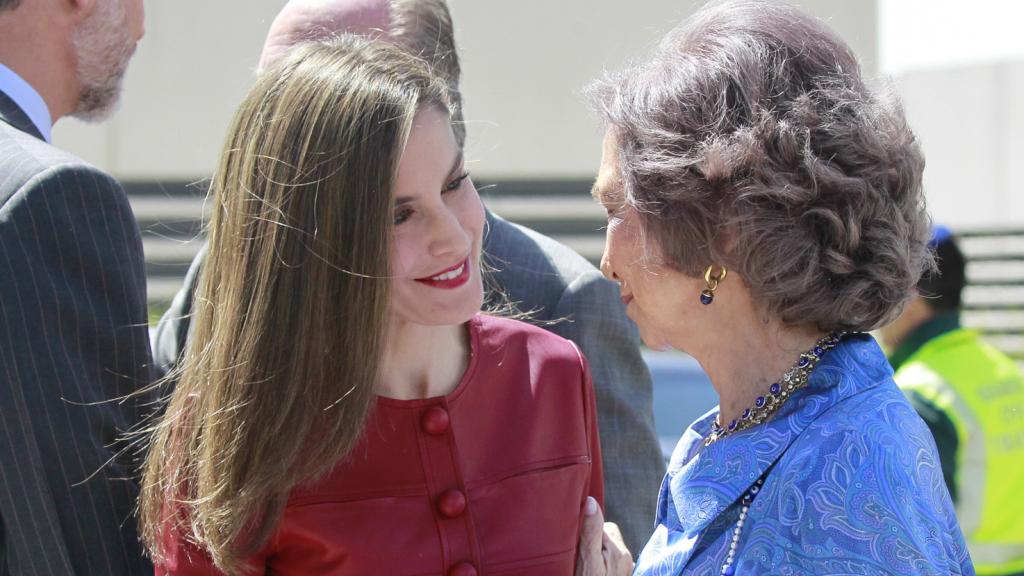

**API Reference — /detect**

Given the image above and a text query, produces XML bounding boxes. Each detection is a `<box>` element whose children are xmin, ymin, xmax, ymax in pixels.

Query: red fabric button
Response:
<box><xmin>449</xmin><ymin>562</ymin><xmax>477</xmax><ymax>576</ymax></box>
<box><xmin>421</xmin><ymin>406</ymin><xmax>450</xmax><ymax>435</ymax></box>
<box><xmin>437</xmin><ymin>488</ymin><xmax>467</xmax><ymax>518</ymax></box>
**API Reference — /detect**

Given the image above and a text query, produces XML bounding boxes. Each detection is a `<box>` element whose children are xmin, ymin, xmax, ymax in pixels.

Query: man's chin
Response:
<box><xmin>71</xmin><ymin>88</ymin><xmax>123</xmax><ymax>123</ymax></box>
<box><xmin>71</xmin><ymin>50</ymin><xmax>133</xmax><ymax>123</ymax></box>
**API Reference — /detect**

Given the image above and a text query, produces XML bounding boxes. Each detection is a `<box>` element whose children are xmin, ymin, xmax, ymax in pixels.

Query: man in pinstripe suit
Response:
<box><xmin>0</xmin><ymin>0</ymin><xmax>152</xmax><ymax>573</ymax></box>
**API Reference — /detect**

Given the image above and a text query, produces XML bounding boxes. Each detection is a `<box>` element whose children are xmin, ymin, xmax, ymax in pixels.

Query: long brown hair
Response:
<box><xmin>139</xmin><ymin>37</ymin><xmax>452</xmax><ymax>574</ymax></box>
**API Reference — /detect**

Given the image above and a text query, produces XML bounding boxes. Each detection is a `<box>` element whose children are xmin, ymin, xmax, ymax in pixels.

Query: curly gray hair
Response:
<box><xmin>588</xmin><ymin>0</ymin><xmax>931</xmax><ymax>333</ymax></box>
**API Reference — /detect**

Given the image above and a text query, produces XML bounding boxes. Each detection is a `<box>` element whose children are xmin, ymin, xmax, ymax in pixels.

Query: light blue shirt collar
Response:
<box><xmin>0</xmin><ymin>63</ymin><xmax>53</xmax><ymax>142</ymax></box>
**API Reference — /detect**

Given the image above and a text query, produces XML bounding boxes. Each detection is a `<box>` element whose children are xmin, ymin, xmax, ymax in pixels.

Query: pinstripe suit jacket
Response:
<box><xmin>152</xmin><ymin>209</ymin><xmax>665</xmax><ymax>553</ymax></box>
<box><xmin>0</xmin><ymin>91</ymin><xmax>153</xmax><ymax>575</ymax></box>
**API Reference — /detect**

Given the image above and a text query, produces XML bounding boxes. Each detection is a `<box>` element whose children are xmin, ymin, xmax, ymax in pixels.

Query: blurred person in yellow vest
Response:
<box><xmin>881</xmin><ymin>225</ymin><xmax>1024</xmax><ymax>576</ymax></box>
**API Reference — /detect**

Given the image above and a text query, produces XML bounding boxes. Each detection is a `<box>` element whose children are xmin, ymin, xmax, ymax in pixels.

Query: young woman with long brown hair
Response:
<box><xmin>139</xmin><ymin>37</ymin><xmax>602</xmax><ymax>575</ymax></box>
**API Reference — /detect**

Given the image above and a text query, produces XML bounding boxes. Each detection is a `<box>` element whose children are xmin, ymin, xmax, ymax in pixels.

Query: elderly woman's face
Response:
<box><xmin>593</xmin><ymin>131</ymin><xmax>700</xmax><ymax>352</ymax></box>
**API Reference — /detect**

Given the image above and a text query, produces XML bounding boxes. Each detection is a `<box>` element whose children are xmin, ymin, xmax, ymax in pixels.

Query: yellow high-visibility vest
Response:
<box><xmin>896</xmin><ymin>328</ymin><xmax>1024</xmax><ymax>575</ymax></box>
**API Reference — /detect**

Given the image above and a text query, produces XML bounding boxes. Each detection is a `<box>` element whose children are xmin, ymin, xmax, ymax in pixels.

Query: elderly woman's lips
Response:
<box><xmin>620</xmin><ymin>294</ymin><xmax>634</xmax><ymax>306</ymax></box>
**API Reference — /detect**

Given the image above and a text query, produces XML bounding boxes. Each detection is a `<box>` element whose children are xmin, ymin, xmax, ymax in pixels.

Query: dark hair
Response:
<box><xmin>920</xmin><ymin>236</ymin><xmax>966</xmax><ymax>312</ymax></box>
<box><xmin>588</xmin><ymin>0</ymin><xmax>931</xmax><ymax>332</ymax></box>
<box><xmin>0</xmin><ymin>0</ymin><xmax>21</xmax><ymax>11</ymax></box>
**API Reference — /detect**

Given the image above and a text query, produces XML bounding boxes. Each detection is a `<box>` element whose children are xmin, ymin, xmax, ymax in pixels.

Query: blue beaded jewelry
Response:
<box><xmin>704</xmin><ymin>332</ymin><xmax>844</xmax><ymax>446</ymax></box>
<box><xmin>701</xmin><ymin>265</ymin><xmax>727</xmax><ymax>305</ymax></box>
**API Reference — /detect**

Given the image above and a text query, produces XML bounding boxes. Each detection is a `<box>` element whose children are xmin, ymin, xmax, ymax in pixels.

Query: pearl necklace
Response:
<box><xmin>720</xmin><ymin>476</ymin><xmax>765</xmax><ymax>575</ymax></box>
<box><xmin>704</xmin><ymin>332</ymin><xmax>844</xmax><ymax>447</ymax></box>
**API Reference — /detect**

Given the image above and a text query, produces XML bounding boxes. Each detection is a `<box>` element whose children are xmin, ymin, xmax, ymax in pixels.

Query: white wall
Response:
<box><xmin>879</xmin><ymin>0</ymin><xmax>1024</xmax><ymax>228</ymax></box>
<box><xmin>54</xmin><ymin>1</ymin><xmax>285</xmax><ymax>179</ymax></box>
<box><xmin>880</xmin><ymin>0</ymin><xmax>1024</xmax><ymax>76</ymax></box>
<box><xmin>53</xmin><ymin>0</ymin><xmax>878</xmax><ymax>182</ymax></box>
<box><xmin>452</xmin><ymin>0</ymin><xmax>877</xmax><ymax>179</ymax></box>
<box><xmin>895</xmin><ymin>61</ymin><xmax>1024</xmax><ymax>227</ymax></box>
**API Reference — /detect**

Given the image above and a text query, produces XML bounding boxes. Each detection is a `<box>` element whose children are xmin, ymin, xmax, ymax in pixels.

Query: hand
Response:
<box><xmin>576</xmin><ymin>497</ymin><xmax>634</xmax><ymax>576</ymax></box>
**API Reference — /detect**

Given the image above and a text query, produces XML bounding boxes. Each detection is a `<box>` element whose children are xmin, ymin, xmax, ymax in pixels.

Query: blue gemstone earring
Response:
<box><xmin>700</xmin><ymin>265</ymin><xmax>727</xmax><ymax>305</ymax></box>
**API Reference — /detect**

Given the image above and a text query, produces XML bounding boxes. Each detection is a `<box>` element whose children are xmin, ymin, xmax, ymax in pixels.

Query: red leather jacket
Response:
<box><xmin>158</xmin><ymin>315</ymin><xmax>604</xmax><ymax>575</ymax></box>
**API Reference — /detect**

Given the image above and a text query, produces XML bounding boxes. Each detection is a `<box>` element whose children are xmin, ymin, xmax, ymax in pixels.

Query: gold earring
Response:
<box><xmin>700</xmin><ymin>265</ymin><xmax>727</xmax><ymax>305</ymax></box>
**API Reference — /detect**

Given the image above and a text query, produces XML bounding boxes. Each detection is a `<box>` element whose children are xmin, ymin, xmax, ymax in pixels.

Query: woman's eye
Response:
<box><xmin>394</xmin><ymin>208</ymin><xmax>413</xmax><ymax>225</ymax></box>
<box><xmin>443</xmin><ymin>171</ymin><xmax>470</xmax><ymax>193</ymax></box>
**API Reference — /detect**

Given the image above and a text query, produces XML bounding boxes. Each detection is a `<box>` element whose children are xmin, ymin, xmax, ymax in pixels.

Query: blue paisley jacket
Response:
<box><xmin>634</xmin><ymin>334</ymin><xmax>974</xmax><ymax>576</ymax></box>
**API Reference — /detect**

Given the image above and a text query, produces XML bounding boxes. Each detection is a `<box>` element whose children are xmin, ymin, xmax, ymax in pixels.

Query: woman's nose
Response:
<box><xmin>428</xmin><ymin>208</ymin><xmax>470</xmax><ymax>258</ymax></box>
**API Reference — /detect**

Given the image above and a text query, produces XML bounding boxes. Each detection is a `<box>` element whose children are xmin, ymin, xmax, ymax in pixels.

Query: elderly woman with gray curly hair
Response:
<box><xmin>577</xmin><ymin>1</ymin><xmax>975</xmax><ymax>575</ymax></box>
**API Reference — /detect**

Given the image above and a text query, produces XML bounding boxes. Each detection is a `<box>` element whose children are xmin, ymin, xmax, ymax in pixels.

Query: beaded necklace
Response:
<box><xmin>704</xmin><ymin>332</ymin><xmax>844</xmax><ymax>447</ymax></box>
<box><xmin>706</xmin><ymin>332</ymin><xmax>845</xmax><ymax>575</ymax></box>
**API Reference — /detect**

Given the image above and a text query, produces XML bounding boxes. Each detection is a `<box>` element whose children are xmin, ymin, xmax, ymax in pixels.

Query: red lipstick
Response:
<box><xmin>414</xmin><ymin>258</ymin><xmax>471</xmax><ymax>289</ymax></box>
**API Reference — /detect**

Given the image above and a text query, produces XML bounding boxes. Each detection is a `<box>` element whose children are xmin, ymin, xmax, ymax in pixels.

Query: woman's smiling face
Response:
<box><xmin>388</xmin><ymin>106</ymin><xmax>485</xmax><ymax>330</ymax></box>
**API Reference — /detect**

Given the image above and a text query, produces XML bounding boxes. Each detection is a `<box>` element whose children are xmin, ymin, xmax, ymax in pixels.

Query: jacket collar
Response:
<box><xmin>0</xmin><ymin>89</ymin><xmax>44</xmax><ymax>141</ymax></box>
<box><xmin>664</xmin><ymin>333</ymin><xmax>893</xmax><ymax>549</ymax></box>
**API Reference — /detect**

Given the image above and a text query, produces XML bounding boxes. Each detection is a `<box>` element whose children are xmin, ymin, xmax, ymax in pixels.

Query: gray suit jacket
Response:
<box><xmin>0</xmin><ymin>91</ymin><xmax>153</xmax><ymax>575</ymax></box>
<box><xmin>151</xmin><ymin>209</ymin><xmax>664</xmax><ymax>553</ymax></box>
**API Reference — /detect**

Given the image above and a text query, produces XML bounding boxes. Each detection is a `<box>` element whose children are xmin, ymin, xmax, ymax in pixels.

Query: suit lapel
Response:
<box><xmin>0</xmin><ymin>89</ymin><xmax>44</xmax><ymax>141</ymax></box>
